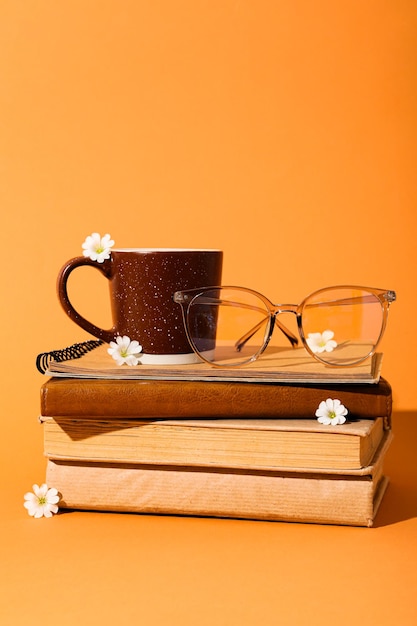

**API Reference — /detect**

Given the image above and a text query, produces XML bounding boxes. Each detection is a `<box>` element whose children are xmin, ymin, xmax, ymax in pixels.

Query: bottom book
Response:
<box><xmin>46</xmin><ymin>433</ymin><xmax>392</xmax><ymax>527</ymax></box>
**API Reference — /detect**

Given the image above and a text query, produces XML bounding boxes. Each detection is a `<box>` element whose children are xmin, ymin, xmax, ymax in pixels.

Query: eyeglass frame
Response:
<box><xmin>173</xmin><ymin>284</ymin><xmax>396</xmax><ymax>368</ymax></box>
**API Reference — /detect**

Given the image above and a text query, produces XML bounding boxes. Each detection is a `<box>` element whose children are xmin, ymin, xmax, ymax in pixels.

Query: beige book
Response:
<box><xmin>46</xmin><ymin>433</ymin><xmax>392</xmax><ymax>527</ymax></box>
<box><xmin>41</xmin><ymin>416</ymin><xmax>385</xmax><ymax>471</ymax></box>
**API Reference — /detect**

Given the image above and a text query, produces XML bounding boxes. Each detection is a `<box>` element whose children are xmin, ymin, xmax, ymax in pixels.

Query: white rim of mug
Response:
<box><xmin>111</xmin><ymin>248</ymin><xmax>222</xmax><ymax>252</ymax></box>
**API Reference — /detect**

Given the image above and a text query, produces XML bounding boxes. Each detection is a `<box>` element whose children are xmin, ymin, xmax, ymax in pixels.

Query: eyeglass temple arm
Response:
<box><xmin>235</xmin><ymin>316</ymin><xmax>299</xmax><ymax>352</ymax></box>
<box><xmin>303</xmin><ymin>292</ymin><xmax>396</xmax><ymax>309</ymax></box>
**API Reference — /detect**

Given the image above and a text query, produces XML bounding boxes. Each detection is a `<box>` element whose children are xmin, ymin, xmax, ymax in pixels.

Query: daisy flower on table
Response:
<box><xmin>23</xmin><ymin>484</ymin><xmax>60</xmax><ymax>518</ymax></box>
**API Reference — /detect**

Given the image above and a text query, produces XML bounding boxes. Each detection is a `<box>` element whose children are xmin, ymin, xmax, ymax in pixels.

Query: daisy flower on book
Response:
<box><xmin>315</xmin><ymin>398</ymin><xmax>348</xmax><ymax>425</ymax></box>
<box><xmin>108</xmin><ymin>335</ymin><xmax>143</xmax><ymax>366</ymax></box>
<box><xmin>306</xmin><ymin>330</ymin><xmax>337</xmax><ymax>354</ymax></box>
<box><xmin>82</xmin><ymin>232</ymin><xmax>114</xmax><ymax>263</ymax></box>
<box><xmin>24</xmin><ymin>484</ymin><xmax>60</xmax><ymax>518</ymax></box>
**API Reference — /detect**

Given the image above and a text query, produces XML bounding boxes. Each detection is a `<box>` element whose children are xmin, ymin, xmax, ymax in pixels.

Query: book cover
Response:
<box><xmin>41</xmin><ymin>416</ymin><xmax>386</xmax><ymax>471</ymax></box>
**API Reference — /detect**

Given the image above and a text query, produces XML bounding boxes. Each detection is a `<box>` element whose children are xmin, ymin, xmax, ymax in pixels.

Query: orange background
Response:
<box><xmin>1</xmin><ymin>2</ymin><xmax>416</xmax><ymax>625</ymax></box>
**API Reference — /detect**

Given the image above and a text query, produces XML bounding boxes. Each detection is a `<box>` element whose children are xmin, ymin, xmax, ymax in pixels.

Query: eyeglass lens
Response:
<box><xmin>300</xmin><ymin>287</ymin><xmax>384</xmax><ymax>365</ymax></box>
<box><xmin>185</xmin><ymin>288</ymin><xmax>270</xmax><ymax>366</ymax></box>
<box><xmin>184</xmin><ymin>287</ymin><xmax>385</xmax><ymax>367</ymax></box>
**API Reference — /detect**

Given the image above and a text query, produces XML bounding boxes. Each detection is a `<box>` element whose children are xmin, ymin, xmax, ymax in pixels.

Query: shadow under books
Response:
<box><xmin>374</xmin><ymin>410</ymin><xmax>417</xmax><ymax>527</ymax></box>
<box><xmin>372</xmin><ymin>480</ymin><xmax>417</xmax><ymax>527</ymax></box>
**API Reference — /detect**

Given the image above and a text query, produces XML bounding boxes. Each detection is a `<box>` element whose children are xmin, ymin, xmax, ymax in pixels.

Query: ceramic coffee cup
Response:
<box><xmin>57</xmin><ymin>248</ymin><xmax>223</xmax><ymax>364</ymax></box>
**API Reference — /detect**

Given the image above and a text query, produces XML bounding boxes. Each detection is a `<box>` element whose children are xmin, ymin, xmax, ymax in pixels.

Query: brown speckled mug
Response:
<box><xmin>57</xmin><ymin>248</ymin><xmax>223</xmax><ymax>364</ymax></box>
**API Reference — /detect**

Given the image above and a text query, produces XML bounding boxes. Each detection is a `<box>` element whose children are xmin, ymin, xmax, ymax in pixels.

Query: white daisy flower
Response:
<box><xmin>82</xmin><ymin>232</ymin><xmax>114</xmax><ymax>263</ymax></box>
<box><xmin>108</xmin><ymin>335</ymin><xmax>143</xmax><ymax>366</ymax></box>
<box><xmin>24</xmin><ymin>484</ymin><xmax>60</xmax><ymax>518</ymax></box>
<box><xmin>306</xmin><ymin>330</ymin><xmax>337</xmax><ymax>354</ymax></box>
<box><xmin>315</xmin><ymin>398</ymin><xmax>348</xmax><ymax>425</ymax></box>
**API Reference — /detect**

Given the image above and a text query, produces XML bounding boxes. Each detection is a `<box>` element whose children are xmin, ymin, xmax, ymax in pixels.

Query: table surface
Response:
<box><xmin>1</xmin><ymin>411</ymin><xmax>416</xmax><ymax>626</ymax></box>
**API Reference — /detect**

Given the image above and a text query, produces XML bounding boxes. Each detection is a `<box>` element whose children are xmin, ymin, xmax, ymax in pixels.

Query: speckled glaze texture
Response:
<box><xmin>57</xmin><ymin>249</ymin><xmax>223</xmax><ymax>357</ymax></box>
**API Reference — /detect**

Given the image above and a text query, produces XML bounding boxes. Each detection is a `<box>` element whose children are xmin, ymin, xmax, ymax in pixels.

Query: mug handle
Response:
<box><xmin>57</xmin><ymin>256</ymin><xmax>116</xmax><ymax>343</ymax></box>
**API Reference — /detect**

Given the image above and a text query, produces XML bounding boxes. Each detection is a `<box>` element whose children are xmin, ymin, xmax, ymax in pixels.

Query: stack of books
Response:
<box><xmin>37</xmin><ymin>343</ymin><xmax>393</xmax><ymax>526</ymax></box>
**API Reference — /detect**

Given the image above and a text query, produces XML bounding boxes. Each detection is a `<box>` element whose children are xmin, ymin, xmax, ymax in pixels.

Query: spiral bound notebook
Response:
<box><xmin>36</xmin><ymin>340</ymin><xmax>383</xmax><ymax>384</ymax></box>
<box><xmin>36</xmin><ymin>340</ymin><xmax>105</xmax><ymax>375</ymax></box>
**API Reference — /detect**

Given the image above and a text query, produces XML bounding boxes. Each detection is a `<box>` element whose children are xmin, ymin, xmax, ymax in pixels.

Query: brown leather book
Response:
<box><xmin>40</xmin><ymin>376</ymin><xmax>392</xmax><ymax>425</ymax></box>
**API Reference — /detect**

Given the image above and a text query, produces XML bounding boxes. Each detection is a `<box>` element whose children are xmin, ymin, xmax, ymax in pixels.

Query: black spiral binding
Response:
<box><xmin>36</xmin><ymin>339</ymin><xmax>104</xmax><ymax>374</ymax></box>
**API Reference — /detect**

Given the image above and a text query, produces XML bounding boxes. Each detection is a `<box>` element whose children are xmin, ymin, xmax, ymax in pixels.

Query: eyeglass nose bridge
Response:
<box><xmin>271</xmin><ymin>303</ymin><xmax>299</xmax><ymax>316</ymax></box>
<box><xmin>233</xmin><ymin>304</ymin><xmax>300</xmax><ymax>354</ymax></box>
<box><xmin>267</xmin><ymin>304</ymin><xmax>300</xmax><ymax>348</ymax></box>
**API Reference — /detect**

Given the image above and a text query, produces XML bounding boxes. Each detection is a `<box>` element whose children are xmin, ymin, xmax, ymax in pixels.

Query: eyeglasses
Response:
<box><xmin>173</xmin><ymin>285</ymin><xmax>396</xmax><ymax>368</ymax></box>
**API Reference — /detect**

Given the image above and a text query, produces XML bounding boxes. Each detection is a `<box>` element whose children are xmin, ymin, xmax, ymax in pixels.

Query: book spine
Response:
<box><xmin>40</xmin><ymin>378</ymin><xmax>392</xmax><ymax>423</ymax></box>
<box><xmin>46</xmin><ymin>458</ymin><xmax>387</xmax><ymax>527</ymax></box>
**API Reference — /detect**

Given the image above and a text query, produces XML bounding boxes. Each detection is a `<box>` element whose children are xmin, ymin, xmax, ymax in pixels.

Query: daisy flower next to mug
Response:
<box><xmin>82</xmin><ymin>232</ymin><xmax>114</xmax><ymax>263</ymax></box>
<box><xmin>108</xmin><ymin>335</ymin><xmax>143</xmax><ymax>366</ymax></box>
